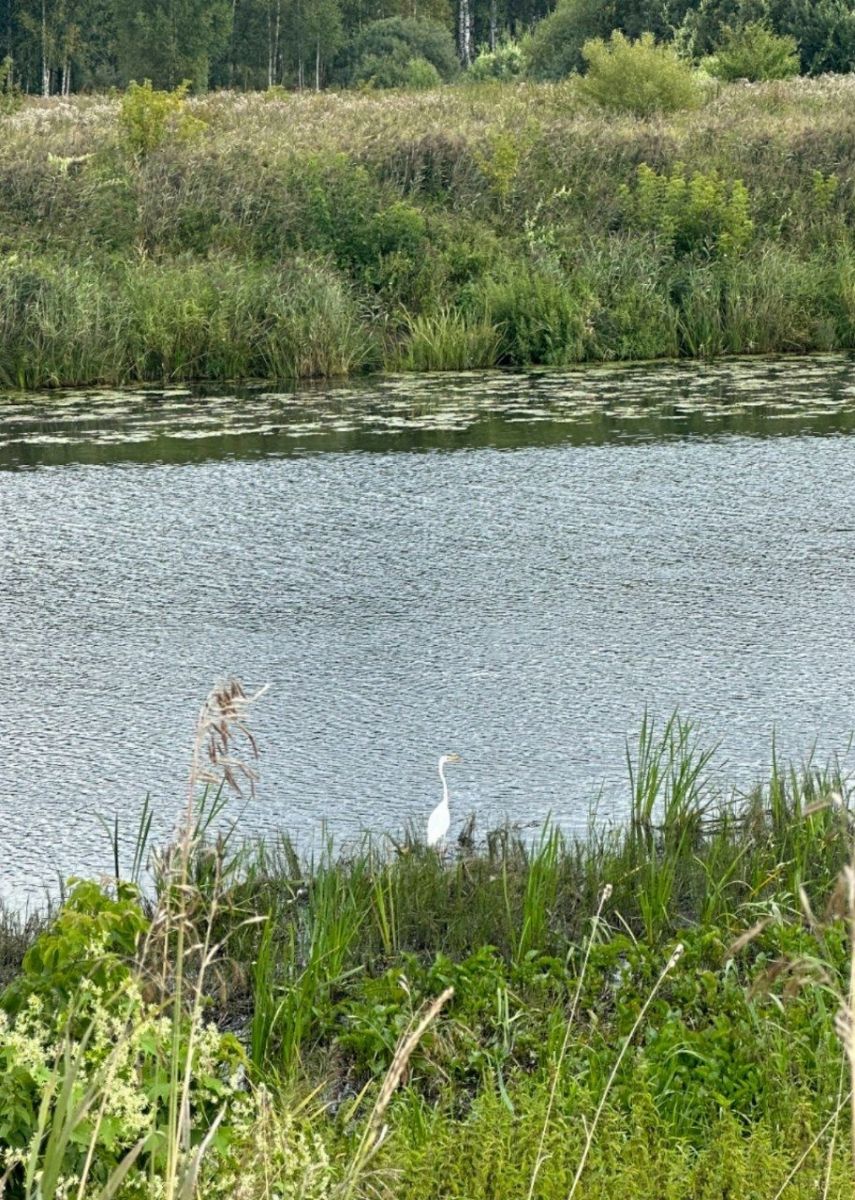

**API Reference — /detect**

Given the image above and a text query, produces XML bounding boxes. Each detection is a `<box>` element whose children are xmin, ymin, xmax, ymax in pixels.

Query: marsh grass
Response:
<box><xmin>6</xmin><ymin>706</ymin><xmax>855</xmax><ymax>1197</ymax></box>
<box><xmin>0</xmin><ymin>80</ymin><xmax>854</xmax><ymax>387</ymax></box>
<box><xmin>390</xmin><ymin>308</ymin><xmax>501</xmax><ymax>371</ymax></box>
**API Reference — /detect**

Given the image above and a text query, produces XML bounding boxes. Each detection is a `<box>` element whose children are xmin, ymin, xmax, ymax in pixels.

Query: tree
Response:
<box><xmin>338</xmin><ymin>14</ymin><xmax>459</xmax><ymax>84</ymax></box>
<box><xmin>114</xmin><ymin>0</ymin><xmax>233</xmax><ymax>89</ymax></box>
<box><xmin>766</xmin><ymin>0</ymin><xmax>855</xmax><ymax>73</ymax></box>
<box><xmin>526</xmin><ymin>0</ymin><xmax>605</xmax><ymax>78</ymax></box>
<box><xmin>280</xmin><ymin>0</ymin><xmax>344</xmax><ymax>88</ymax></box>
<box><xmin>526</xmin><ymin>0</ymin><xmax>673</xmax><ymax>80</ymax></box>
<box><xmin>706</xmin><ymin>20</ymin><xmax>799</xmax><ymax>79</ymax></box>
<box><xmin>678</xmin><ymin>0</ymin><xmax>855</xmax><ymax>73</ymax></box>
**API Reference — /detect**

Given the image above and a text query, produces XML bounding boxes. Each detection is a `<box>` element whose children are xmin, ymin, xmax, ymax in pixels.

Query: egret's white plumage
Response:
<box><xmin>427</xmin><ymin>753</ymin><xmax>461</xmax><ymax>848</ymax></box>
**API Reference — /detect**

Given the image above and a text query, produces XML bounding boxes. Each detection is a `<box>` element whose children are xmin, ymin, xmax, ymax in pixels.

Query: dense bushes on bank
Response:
<box><xmin>0</xmin><ymin>77</ymin><xmax>853</xmax><ymax>387</ymax></box>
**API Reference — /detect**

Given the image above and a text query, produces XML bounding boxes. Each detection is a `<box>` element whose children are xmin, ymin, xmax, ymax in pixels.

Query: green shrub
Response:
<box><xmin>117</xmin><ymin>79</ymin><xmax>206</xmax><ymax>158</ymax></box>
<box><xmin>469</xmin><ymin>38</ymin><xmax>527</xmax><ymax>81</ymax></box>
<box><xmin>706</xmin><ymin>22</ymin><xmax>800</xmax><ymax>81</ymax></box>
<box><xmin>471</xmin><ymin>267</ymin><xmax>592</xmax><ymax>365</ymax></box>
<box><xmin>620</xmin><ymin>162</ymin><xmax>754</xmax><ymax>259</ymax></box>
<box><xmin>281</xmin><ymin>154</ymin><xmax>382</xmax><ymax>266</ymax></box>
<box><xmin>0</xmin><ymin>55</ymin><xmax>22</xmax><ymax>116</ymax></box>
<box><xmin>1</xmin><ymin>881</ymin><xmax>148</xmax><ymax>1019</ymax></box>
<box><xmin>580</xmin><ymin>31</ymin><xmax>703</xmax><ymax>116</ymax></box>
<box><xmin>402</xmin><ymin>56</ymin><xmax>443</xmax><ymax>89</ymax></box>
<box><xmin>0</xmin><ymin>882</ymin><xmax>246</xmax><ymax>1199</ymax></box>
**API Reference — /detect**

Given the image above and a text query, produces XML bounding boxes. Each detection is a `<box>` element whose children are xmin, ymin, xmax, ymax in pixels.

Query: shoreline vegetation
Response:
<box><xmin>4</xmin><ymin>694</ymin><xmax>855</xmax><ymax>1196</ymax></box>
<box><xmin>1</xmin><ymin>75</ymin><xmax>854</xmax><ymax>391</ymax></box>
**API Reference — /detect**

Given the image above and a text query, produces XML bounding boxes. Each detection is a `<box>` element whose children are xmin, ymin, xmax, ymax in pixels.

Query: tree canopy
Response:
<box><xmin>1</xmin><ymin>0</ymin><xmax>853</xmax><ymax>94</ymax></box>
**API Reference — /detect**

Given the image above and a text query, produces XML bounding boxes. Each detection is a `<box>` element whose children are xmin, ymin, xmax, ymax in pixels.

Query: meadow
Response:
<box><xmin>1</xmin><ymin>74</ymin><xmax>854</xmax><ymax>388</ymax></box>
<box><xmin>4</xmin><ymin>691</ymin><xmax>855</xmax><ymax>1197</ymax></box>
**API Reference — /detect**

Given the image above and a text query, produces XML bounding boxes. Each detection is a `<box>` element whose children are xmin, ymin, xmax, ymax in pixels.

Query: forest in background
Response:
<box><xmin>2</xmin><ymin>0</ymin><xmax>854</xmax><ymax>96</ymax></box>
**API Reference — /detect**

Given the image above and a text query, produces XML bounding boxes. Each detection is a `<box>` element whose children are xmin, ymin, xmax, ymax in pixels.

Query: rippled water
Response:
<box><xmin>2</xmin><ymin>356</ymin><xmax>855</xmax><ymax>903</ymax></box>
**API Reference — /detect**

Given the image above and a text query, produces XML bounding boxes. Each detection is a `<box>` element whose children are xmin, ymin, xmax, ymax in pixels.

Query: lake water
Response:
<box><xmin>2</xmin><ymin>356</ymin><xmax>855</xmax><ymax>904</ymax></box>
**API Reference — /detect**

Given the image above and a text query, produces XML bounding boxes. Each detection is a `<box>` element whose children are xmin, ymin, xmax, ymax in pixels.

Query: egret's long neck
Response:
<box><xmin>438</xmin><ymin>760</ymin><xmax>450</xmax><ymax>807</ymax></box>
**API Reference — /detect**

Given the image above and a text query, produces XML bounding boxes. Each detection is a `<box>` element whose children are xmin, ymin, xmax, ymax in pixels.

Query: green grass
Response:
<box><xmin>3</xmin><ymin>712</ymin><xmax>855</xmax><ymax>1197</ymax></box>
<box><xmin>0</xmin><ymin>77</ymin><xmax>854</xmax><ymax>387</ymax></box>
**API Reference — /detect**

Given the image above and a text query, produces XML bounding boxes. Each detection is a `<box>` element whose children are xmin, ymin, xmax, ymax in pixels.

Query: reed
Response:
<box><xmin>5</xmin><ymin>706</ymin><xmax>855</xmax><ymax>1198</ymax></box>
<box><xmin>0</xmin><ymin>79</ymin><xmax>854</xmax><ymax>388</ymax></box>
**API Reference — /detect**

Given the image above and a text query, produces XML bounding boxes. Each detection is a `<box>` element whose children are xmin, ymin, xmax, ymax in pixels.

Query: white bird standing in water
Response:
<box><xmin>427</xmin><ymin>753</ymin><xmax>462</xmax><ymax>848</ymax></box>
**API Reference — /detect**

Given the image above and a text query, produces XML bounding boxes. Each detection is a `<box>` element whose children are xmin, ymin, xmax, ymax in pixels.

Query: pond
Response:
<box><xmin>2</xmin><ymin>355</ymin><xmax>855</xmax><ymax>903</ymax></box>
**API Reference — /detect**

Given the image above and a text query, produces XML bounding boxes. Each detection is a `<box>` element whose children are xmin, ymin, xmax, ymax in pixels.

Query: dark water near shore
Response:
<box><xmin>2</xmin><ymin>356</ymin><xmax>855</xmax><ymax>903</ymax></box>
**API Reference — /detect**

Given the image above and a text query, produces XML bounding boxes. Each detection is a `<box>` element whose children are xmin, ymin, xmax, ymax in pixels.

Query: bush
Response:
<box><xmin>344</xmin><ymin>17</ymin><xmax>459</xmax><ymax>88</ymax></box>
<box><xmin>0</xmin><ymin>55</ymin><xmax>22</xmax><ymax>116</ymax></box>
<box><xmin>0</xmin><ymin>882</ymin><xmax>247</xmax><ymax>1199</ymax></box>
<box><xmin>706</xmin><ymin>21</ymin><xmax>800</xmax><ymax>80</ymax></box>
<box><xmin>469</xmin><ymin>38</ymin><xmax>526</xmax><ymax>81</ymax></box>
<box><xmin>579</xmin><ymin>31</ymin><xmax>703</xmax><ymax>116</ymax></box>
<box><xmin>402</xmin><ymin>56</ymin><xmax>442</xmax><ymax>89</ymax></box>
<box><xmin>620</xmin><ymin>162</ymin><xmax>754</xmax><ymax>259</ymax></box>
<box><xmin>470</xmin><ymin>266</ymin><xmax>592</xmax><ymax>366</ymax></box>
<box><xmin>117</xmin><ymin>79</ymin><xmax>206</xmax><ymax>158</ymax></box>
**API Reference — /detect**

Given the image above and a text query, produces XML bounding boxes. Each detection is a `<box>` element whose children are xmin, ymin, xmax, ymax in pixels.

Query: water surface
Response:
<box><xmin>2</xmin><ymin>356</ymin><xmax>855</xmax><ymax>903</ymax></box>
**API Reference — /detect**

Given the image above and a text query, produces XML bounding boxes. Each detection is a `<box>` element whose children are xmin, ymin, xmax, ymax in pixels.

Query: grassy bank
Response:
<box><xmin>1</xmin><ymin>77</ymin><xmax>854</xmax><ymax>388</ymax></box>
<box><xmin>4</xmin><ymin>699</ymin><xmax>855</xmax><ymax>1196</ymax></box>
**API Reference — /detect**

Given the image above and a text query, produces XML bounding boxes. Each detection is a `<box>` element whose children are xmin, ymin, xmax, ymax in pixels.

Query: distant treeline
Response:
<box><xmin>2</xmin><ymin>0</ymin><xmax>854</xmax><ymax>95</ymax></box>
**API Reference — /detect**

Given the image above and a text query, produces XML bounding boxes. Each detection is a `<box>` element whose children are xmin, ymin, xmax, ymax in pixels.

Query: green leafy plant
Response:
<box><xmin>620</xmin><ymin>162</ymin><xmax>754</xmax><ymax>259</ymax></box>
<box><xmin>0</xmin><ymin>56</ymin><xmax>21</xmax><ymax>116</ymax></box>
<box><xmin>469</xmin><ymin>38</ymin><xmax>526</xmax><ymax>81</ymax></box>
<box><xmin>0</xmin><ymin>882</ymin><xmax>244</xmax><ymax>1200</ymax></box>
<box><xmin>525</xmin><ymin>0</ymin><xmax>610</xmax><ymax>79</ymax></box>
<box><xmin>706</xmin><ymin>22</ymin><xmax>800</xmax><ymax>81</ymax></box>
<box><xmin>580</xmin><ymin>31</ymin><xmax>703</xmax><ymax>116</ymax></box>
<box><xmin>345</xmin><ymin>17</ymin><xmax>459</xmax><ymax>89</ymax></box>
<box><xmin>1</xmin><ymin>881</ymin><xmax>149</xmax><ymax>1019</ymax></box>
<box><xmin>402</xmin><ymin>56</ymin><xmax>442</xmax><ymax>89</ymax></box>
<box><xmin>117</xmin><ymin>80</ymin><xmax>206</xmax><ymax>159</ymax></box>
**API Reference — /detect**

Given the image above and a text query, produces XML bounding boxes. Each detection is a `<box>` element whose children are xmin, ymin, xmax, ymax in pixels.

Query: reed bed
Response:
<box><xmin>0</xmin><ymin>78</ymin><xmax>853</xmax><ymax>387</ymax></box>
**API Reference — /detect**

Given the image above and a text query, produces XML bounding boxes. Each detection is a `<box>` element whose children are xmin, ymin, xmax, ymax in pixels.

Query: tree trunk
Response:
<box><xmin>41</xmin><ymin>0</ymin><xmax>49</xmax><ymax>95</ymax></box>
<box><xmin>229</xmin><ymin>0</ymin><xmax>238</xmax><ymax>85</ymax></box>
<box><xmin>490</xmin><ymin>0</ymin><xmax>497</xmax><ymax>51</ymax></box>
<box><xmin>458</xmin><ymin>0</ymin><xmax>472</xmax><ymax>66</ymax></box>
<box><xmin>315</xmin><ymin>38</ymin><xmax>320</xmax><ymax>91</ymax></box>
<box><xmin>61</xmin><ymin>58</ymin><xmax>70</xmax><ymax>95</ymax></box>
<box><xmin>267</xmin><ymin>0</ymin><xmax>281</xmax><ymax>87</ymax></box>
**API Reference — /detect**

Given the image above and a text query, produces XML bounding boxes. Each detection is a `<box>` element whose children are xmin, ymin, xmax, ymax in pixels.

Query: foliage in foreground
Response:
<box><xmin>4</xmin><ymin>707</ymin><xmax>855</xmax><ymax>1197</ymax></box>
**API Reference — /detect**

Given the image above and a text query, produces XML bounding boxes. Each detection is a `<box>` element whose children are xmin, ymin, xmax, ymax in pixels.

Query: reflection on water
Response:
<box><xmin>1</xmin><ymin>356</ymin><xmax>854</xmax><ymax>903</ymax></box>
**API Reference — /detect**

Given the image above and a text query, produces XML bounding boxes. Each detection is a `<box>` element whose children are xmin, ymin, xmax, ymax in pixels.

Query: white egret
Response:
<box><xmin>427</xmin><ymin>753</ymin><xmax>462</xmax><ymax>848</ymax></box>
